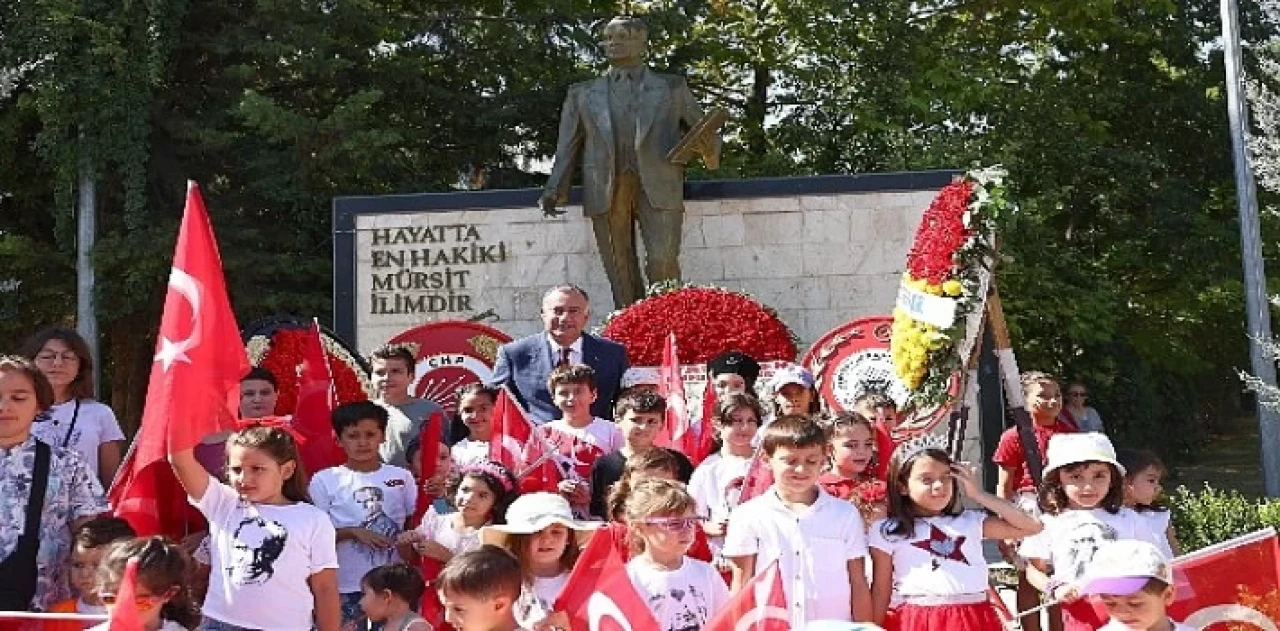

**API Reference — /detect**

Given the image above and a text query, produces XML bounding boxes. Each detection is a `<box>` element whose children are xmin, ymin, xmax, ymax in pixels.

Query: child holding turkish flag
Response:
<box><xmin>90</xmin><ymin>537</ymin><xmax>201</xmax><ymax>631</ymax></box>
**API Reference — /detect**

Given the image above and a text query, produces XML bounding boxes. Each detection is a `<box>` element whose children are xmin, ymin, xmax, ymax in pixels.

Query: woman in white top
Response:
<box><xmin>25</xmin><ymin>327</ymin><xmax>126</xmax><ymax>485</ymax></box>
<box><xmin>481</xmin><ymin>492</ymin><xmax>602</xmax><ymax>629</ymax></box>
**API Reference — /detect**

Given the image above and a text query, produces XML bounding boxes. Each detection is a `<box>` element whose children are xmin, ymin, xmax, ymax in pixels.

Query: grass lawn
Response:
<box><xmin>1172</xmin><ymin>415</ymin><xmax>1266</xmax><ymax>498</ymax></box>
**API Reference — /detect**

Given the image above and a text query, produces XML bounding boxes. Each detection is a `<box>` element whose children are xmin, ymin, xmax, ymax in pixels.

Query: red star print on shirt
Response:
<box><xmin>911</xmin><ymin>523</ymin><xmax>969</xmax><ymax>570</ymax></box>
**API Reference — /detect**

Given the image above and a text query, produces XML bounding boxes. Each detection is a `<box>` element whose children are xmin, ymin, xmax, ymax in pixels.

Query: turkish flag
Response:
<box><xmin>488</xmin><ymin>387</ymin><xmax>561</xmax><ymax>493</ymax></box>
<box><xmin>411</xmin><ymin>411</ymin><xmax>445</xmax><ymax>526</ymax></box>
<box><xmin>292</xmin><ymin>318</ymin><xmax>346</xmax><ymax>476</ymax></box>
<box><xmin>109</xmin><ymin>181</ymin><xmax>249</xmax><ymax>539</ymax></box>
<box><xmin>656</xmin><ymin>333</ymin><xmax>691</xmax><ymax>453</ymax></box>
<box><xmin>691</xmin><ymin>378</ymin><xmax>718</xmax><ymax>466</ymax></box>
<box><xmin>1164</xmin><ymin>528</ymin><xmax>1280</xmax><ymax>629</ymax></box>
<box><xmin>737</xmin><ymin>448</ymin><xmax>774</xmax><ymax>505</ymax></box>
<box><xmin>107</xmin><ymin>559</ymin><xmax>145</xmax><ymax>631</ymax></box>
<box><xmin>703</xmin><ymin>559</ymin><xmax>789</xmax><ymax>631</ymax></box>
<box><xmin>554</xmin><ymin>530</ymin><xmax>661</xmax><ymax>631</ymax></box>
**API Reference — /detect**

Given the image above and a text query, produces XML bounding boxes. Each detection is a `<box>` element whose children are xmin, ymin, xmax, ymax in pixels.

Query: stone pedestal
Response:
<box><xmin>334</xmin><ymin>170</ymin><xmax>957</xmax><ymax>355</ymax></box>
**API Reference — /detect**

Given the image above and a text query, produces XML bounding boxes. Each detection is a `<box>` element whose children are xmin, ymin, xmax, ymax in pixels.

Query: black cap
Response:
<box><xmin>706</xmin><ymin>350</ymin><xmax>761</xmax><ymax>390</ymax></box>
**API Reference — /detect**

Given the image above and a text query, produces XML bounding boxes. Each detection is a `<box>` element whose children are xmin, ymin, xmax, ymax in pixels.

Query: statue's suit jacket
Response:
<box><xmin>544</xmin><ymin>68</ymin><xmax>718</xmax><ymax>215</ymax></box>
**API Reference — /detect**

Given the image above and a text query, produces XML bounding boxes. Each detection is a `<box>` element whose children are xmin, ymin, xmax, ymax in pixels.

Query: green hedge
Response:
<box><xmin>1170</xmin><ymin>484</ymin><xmax>1280</xmax><ymax>553</ymax></box>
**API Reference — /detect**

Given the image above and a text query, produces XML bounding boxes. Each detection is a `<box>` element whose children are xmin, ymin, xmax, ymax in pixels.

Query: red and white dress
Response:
<box><xmin>869</xmin><ymin>511</ymin><xmax>1001</xmax><ymax>631</ymax></box>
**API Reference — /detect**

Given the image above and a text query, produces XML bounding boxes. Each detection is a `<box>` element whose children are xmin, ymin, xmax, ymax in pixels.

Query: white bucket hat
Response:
<box><xmin>479</xmin><ymin>493</ymin><xmax>603</xmax><ymax>548</ymax></box>
<box><xmin>1042</xmin><ymin>432</ymin><xmax>1126</xmax><ymax>478</ymax></box>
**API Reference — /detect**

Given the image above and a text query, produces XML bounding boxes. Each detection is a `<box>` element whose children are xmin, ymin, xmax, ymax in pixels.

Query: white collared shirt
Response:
<box><xmin>546</xmin><ymin>334</ymin><xmax>584</xmax><ymax>366</ymax></box>
<box><xmin>721</xmin><ymin>487</ymin><xmax>869</xmax><ymax>626</ymax></box>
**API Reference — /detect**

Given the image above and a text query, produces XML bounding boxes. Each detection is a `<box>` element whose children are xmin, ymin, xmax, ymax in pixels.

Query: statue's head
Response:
<box><xmin>601</xmin><ymin>16</ymin><xmax>648</xmax><ymax>65</ymax></box>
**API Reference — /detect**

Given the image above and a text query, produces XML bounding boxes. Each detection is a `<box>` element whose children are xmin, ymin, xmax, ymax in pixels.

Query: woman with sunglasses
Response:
<box><xmin>1062</xmin><ymin>382</ymin><xmax>1105</xmax><ymax>434</ymax></box>
<box><xmin>623</xmin><ymin>478</ymin><xmax>730</xmax><ymax>631</ymax></box>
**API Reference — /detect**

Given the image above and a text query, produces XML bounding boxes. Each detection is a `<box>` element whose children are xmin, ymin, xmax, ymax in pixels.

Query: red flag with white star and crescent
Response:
<box><xmin>108</xmin><ymin>181</ymin><xmax>249</xmax><ymax>539</ymax></box>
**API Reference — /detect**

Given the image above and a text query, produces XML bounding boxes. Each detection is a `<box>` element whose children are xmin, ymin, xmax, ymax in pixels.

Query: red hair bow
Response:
<box><xmin>235</xmin><ymin>415</ymin><xmax>308</xmax><ymax>445</ymax></box>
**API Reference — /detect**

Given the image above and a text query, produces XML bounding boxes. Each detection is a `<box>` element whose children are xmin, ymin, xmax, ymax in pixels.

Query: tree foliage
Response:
<box><xmin>0</xmin><ymin>0</ymin><xmax>1269</xmax><ymax>460</ymax></box>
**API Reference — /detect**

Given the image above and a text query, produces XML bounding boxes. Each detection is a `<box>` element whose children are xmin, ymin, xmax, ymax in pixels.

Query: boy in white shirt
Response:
<box><xmin>309</xmin><ymin>401</ymin><xmax>417</xmax><ymax>630</ymax></box>
<box><xmin>1082</xmin><ymin>539</ymin><xmax>1194</xmax><ymax>631</ymax></box>
<box><xmin>722</xmin><ymin>415</ymin><xmax>873</xmax><ymax>627</ymax></box>
<box><xmin>529</xmin><ymin>364</ymin><xmax>623</xmax><ymax>518</ymax></box>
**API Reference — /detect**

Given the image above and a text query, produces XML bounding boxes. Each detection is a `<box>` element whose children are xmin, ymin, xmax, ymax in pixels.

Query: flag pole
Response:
<box><xmin>1221</xmin><ymin>0</ymin><xmax>1280</xmax><ymax>496</ymax></box>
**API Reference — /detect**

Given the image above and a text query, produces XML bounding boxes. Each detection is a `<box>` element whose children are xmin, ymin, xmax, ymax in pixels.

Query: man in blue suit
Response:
<box><xmin>490</xmin><ymin>284</ymin><xmax>628</xmax><ymax>422</ymax></box>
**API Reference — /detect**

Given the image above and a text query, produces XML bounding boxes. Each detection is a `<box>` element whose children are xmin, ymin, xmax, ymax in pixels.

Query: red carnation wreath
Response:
<box><xmin>600</xmin><ymin>284</ymin><xmax>798</xmax><ymax>366</ymax></box>
<box><xmin>244</xmin><ymin>320</ymin><xmax>373</xmax><ymax>414</ymax></box>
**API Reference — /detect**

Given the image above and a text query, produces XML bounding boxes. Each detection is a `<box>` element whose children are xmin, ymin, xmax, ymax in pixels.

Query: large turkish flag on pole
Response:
<box><xmin>108</xmin><ymin>181</ymin><xmax>249</xmax><ymax>538</ymax></box>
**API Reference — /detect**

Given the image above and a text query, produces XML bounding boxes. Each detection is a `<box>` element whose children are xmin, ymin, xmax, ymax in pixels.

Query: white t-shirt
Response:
<box><xmin>514</xmin><ymin>572</ymin><xmax>569</xmax><ymax>628</ymax></box>
<box><xmin>451</xmin><ymin>438</ymin><xmax>491</xmax><ymax>467</ymax></box>
<box><xmin>192</xmin><ymin>479</ymin><xmax>339</xmax><ymax>630</ymax></box>
<box><xmin>721</xmin><ymin>488</ymin><xmax>869</xmax><ymax>626</ymax></box>
<box><xmin>32</xmin><ymin>399</ymin><xmax>124</xmax><ymax>476</ymax></box>
<box><xmin>1019</xmin><ymin>507</ymin><xmax>1160</xmax><ymax>584</ymax></box>
<box><xmin>309</xmin><ymin>464</ymin><xmax>417</xmax><ymax>593</ymax></box>
<box><xmin>687</xmin><ymin>452</ymin><xmax>752</xmax><ymax>557</ymax></box>
<box><xmin>415</xmin><ymin>506</ymin><xmax>483</xmax><ymax>554</ymax></box>
<box><xmin>1136</xmin><ymin>509</ymin><xmax>1175</xmax><ymax>559</ymax></box>
<box><xmin>625</xmin><ymin>557</ymin><xmax>731</xmax><ymax>631</ymax></box>
<box><xmin>868</xmin><ymin>511</ymin><xmax>990</xmax><ymax>599</ymax></box>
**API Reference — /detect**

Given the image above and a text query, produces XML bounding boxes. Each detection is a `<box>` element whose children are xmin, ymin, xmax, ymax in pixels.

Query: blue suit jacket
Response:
<box><xmin>490</xmin><ymin>332</ymin><xmax>628</xmax><ymax>422</ymax></box>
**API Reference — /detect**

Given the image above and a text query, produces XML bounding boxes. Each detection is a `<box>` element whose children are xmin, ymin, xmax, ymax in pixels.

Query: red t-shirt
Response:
<box><xmin>992</xmin><ymin>420</ymin><xmax>1078</xmax><ymax>492</ymax></box>
<box><xmin>872</xmin><ymin>422</ymin><xmax>897</xmax><ymax>481</ymax></box>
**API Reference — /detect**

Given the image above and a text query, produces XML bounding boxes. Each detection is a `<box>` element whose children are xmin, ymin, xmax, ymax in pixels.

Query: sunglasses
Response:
<box><xmin>99</xmin><ymin>592</ymin><xmax>164</xmax><ymax>612</ymax></box>
<box><xmin>639</xmin><ymin>517</ymin><xmax>699</xmax><ymax>532</ymax></box>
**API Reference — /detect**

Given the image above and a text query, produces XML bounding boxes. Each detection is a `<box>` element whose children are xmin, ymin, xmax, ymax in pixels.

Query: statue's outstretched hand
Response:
<box><xmin>539</xmin><ymin>191</ymin><xmax>565</xmax><ymax>218</ymax></box>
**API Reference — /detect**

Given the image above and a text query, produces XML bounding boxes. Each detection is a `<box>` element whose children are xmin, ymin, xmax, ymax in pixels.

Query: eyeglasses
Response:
<box><xmin>639</xmin><ymin>516</ymin><xmax>699</xmax><ymax>532</ymax></box>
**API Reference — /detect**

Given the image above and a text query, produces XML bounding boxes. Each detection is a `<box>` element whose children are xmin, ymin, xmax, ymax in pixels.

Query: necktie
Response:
<box><xmin>557</xmin><ymin>347</ymin><xmax>572</xmax><ymax>368</ymax></box>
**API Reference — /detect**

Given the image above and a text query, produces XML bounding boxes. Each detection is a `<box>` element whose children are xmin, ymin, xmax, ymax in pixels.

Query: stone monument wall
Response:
<box><xmin>334</xmin><ymin>171</ymin><xmax>955</xmax><ymax>357</ymax></box>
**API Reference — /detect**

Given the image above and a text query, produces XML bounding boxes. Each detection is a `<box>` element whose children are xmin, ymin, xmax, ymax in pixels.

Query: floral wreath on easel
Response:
<box><xmin>890</xmin><ymin>167</ymin><xmax>1013</xmax><ymax>409</ymax></box>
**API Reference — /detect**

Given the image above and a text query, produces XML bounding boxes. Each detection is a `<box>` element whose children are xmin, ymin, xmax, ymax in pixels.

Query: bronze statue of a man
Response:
<box><xmin>539</xmin><ymin>15</ymin><xmax>722</xmax><ymax>307</ymax></box>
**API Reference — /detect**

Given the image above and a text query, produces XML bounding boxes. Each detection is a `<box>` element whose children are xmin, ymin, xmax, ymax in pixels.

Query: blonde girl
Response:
<box><xmin>624</xmin><ymin>479</ymin><xmax>730</xmax><ymax>630</ymax></box>
<box><xmin>170</xmin><ymin>422</ymin><xmax>341</xmax><ymax>631</ymax></box>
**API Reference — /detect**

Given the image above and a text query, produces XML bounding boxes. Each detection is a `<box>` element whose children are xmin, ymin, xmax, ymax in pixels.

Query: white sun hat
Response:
<box><xmin>479</xmin><ymin>492</ymin><xmax>603</xmax><ymax>548</ymax></box>
<box><xmin>1042</xmin><ymin>432</ymin><xmax>1126</xmax><ymax>478</ymax></box>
